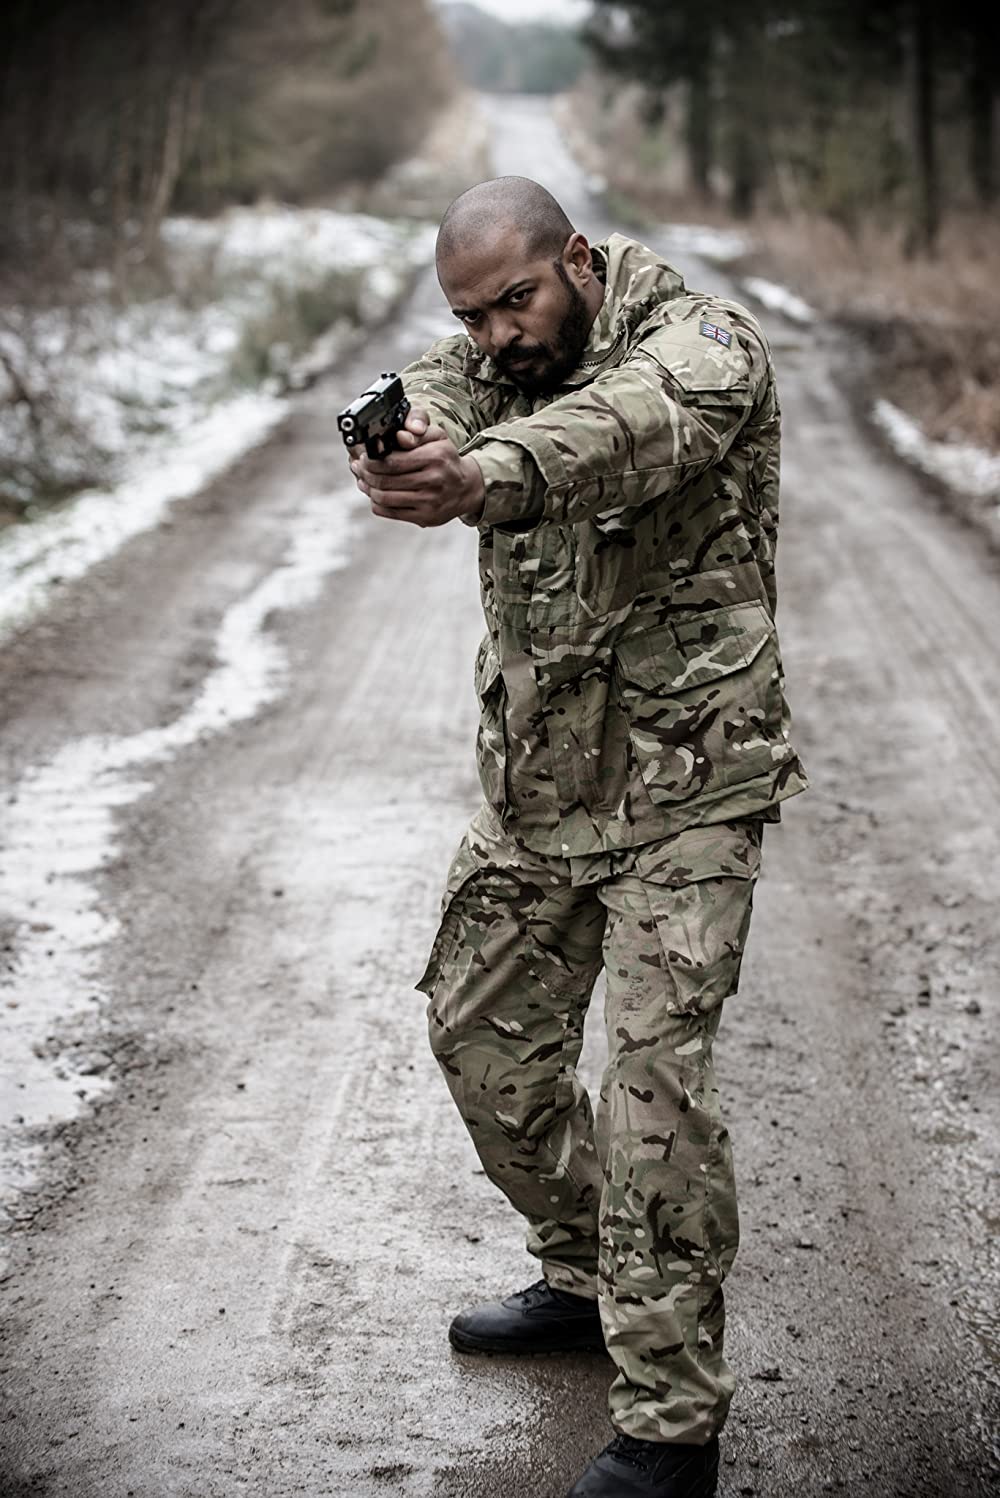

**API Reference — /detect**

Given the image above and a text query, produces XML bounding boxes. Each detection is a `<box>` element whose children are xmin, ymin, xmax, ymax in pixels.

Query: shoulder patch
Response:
<box><xmin>700</xmin><ymin>321</ymin><xmax>732</xmax><ymax>348</ymax></box>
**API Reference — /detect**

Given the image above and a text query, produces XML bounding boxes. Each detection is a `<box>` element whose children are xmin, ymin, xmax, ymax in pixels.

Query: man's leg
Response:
<box><xmin>417</xmin><ymin>807</ymin><xmax>607</xmax><ymax>1296</ymax></box>
<box><xmin>593</xmin><ymin>821</ymin><xmax>762</xmax><ymax>1447</ymax></box>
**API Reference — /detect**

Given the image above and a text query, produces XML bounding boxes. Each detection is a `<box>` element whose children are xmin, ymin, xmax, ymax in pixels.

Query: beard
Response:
<box><xmin>493</xmin><ymin>263</ymin><xmax>594</xmax><ymax>396</ymax></box>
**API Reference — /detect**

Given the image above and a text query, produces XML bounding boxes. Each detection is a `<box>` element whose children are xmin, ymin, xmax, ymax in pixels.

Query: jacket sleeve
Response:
<box><xmin>460</xmin><ymin>314</ymin><xmax>767</xmax><ymax>528</ymax></box>
<box><xmin>400</xmin><ymin>339</ymin><xmax>491</xmax><ymax>450</ymax></box>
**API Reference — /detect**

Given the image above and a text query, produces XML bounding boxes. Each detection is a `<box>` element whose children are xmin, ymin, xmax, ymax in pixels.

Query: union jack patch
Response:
<box><xmin>700</xmin><ymin>320</ymin><xmax>732</xmax><ymax>347</ymax></box>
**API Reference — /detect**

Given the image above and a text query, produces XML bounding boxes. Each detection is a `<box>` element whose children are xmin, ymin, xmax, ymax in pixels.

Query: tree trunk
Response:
<box><xmin>142</xmin><ymin>74</ymin><xmax>192</xmax><ymax>257</ymax></box>
<box><xmin>725</xmin><ymin>13</ymin><xmax>762</xmax><ymax>219</ymax></box>
<box><xmin>685</xmin><ymin>20</ymin><xmax>714</xmax><ymax>200</ymax></box>
<box><xmin>908</xmin><ymin>0</ymin><xmax>939</xmax><ymax>255</ymax></box>
<box><xmin>729</xmin><ymin>132</ymin><xmax>757</xmax><ymax>218</ymax></box>
<box><xmin>110</xmin><ymin>93</ymin><xmax>135</xmax><ymax>299</ymax></box>
<box><xmin>968</xmin><ymin>14</ymin><xmax>996</xmax><ymax>207</ymax></box>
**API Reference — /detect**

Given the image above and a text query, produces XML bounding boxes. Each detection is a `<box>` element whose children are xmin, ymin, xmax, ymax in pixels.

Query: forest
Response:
<box><xmin>0</xmin><ymin>0</ymin><xmax>454</xmax><ymax>283</ymax></box>
<box><xmin>581</xmin><ymin>0</ymin><xmax>995</xmax><ymax>245</ymax></box>
<box><xmin>439</xmin><ymin>2</ymin><xmax>586</xmax><ymax>95</ymax></box>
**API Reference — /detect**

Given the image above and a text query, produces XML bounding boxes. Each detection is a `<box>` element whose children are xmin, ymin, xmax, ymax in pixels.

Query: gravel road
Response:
<box><xmin>1</xmin><ymin>97</ymin><xmax>997</xmax><ymax>1498</ymax></box>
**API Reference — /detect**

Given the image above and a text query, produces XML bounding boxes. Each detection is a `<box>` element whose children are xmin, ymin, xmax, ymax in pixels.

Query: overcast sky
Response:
<box><xmin>443</xmin><ymin>0</ymin><xmax>591</xmax><ymax>25</ymax></box>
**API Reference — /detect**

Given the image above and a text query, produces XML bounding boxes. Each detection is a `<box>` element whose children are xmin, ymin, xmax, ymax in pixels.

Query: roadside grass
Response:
<box><xmin>228</xmin><ymin>268</ymin><xmax>366</xmax><ymax>387</ymax></box>
<box><xmin>738</xmin><ymin>214</ymin><xmax>1000</xmax><ymax>453</ymax></box>
<box><xmin>0</xmin><ymin>210</ymin><xmax>427</xmax><ymax>526</ymax></box>
<box><xmin>0</xmin><ymin>89</ymin><xmax>491</xmax><ymax>529</ymax></box>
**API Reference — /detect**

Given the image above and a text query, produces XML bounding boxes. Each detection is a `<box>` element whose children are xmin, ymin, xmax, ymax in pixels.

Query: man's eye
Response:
<box><xmin>508</xmin><ymin>290</ymin><xmax>529</xmax><ymax>306</ymax></box>
<box><xmin>462</xmin><ymin>312</ymin><xmax>481</xmax><ymax>326</ymax></box>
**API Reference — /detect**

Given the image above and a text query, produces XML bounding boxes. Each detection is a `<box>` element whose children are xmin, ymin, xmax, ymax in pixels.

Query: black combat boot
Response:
<box><xmin>448</xmin><ymin>1277</ymin><xmax>606</xmax><ymax>1355</ymax></box>
<box><xmin>566</xmin><ymin>1433</ymin><xmax>720</xmax><ymax>1497</ymax></box>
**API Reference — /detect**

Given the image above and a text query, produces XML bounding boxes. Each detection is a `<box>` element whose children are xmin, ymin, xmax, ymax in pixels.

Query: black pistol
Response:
<box><xmin>337</xmin><ymin>371</ymin><xmax>411</xmax><ymax>459</ymax></box>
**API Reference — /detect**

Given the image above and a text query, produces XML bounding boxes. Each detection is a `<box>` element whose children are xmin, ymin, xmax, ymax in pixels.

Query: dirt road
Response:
<box><xmin>1</xmin><ymin>98</ymin><xmax>997</xmax><ymax>1498</ymax></box>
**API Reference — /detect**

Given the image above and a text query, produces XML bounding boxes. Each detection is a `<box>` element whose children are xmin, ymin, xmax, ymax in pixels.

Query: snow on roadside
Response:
<box><xmin>0</xmin><ymin>392</ymin><xmax>286</xmax><ymax>639</ymax></box>
<box><xmin>657</xmin><ymin>224</ymin><xmax>752</xmax><ymax>263</ymax></box>
<box><xmin>0</xmin><ymin>484</ymin><xmax>367</xmax><ymax>1231</ymax></box>
<box><xmin>873</xmin><ymin>399</ymin><xmax>1000</xmax><ymax>506</ymax></box>
<box><xmin>0</xmin><ymin>206</ymin><xmax>436</xmax><ymax>641</ymax></box>
<box><xmin>741</xmin><ymin>275</ymin><xmax>817</xmax><ymax>324</ymax></box>
<box><xmin>161</xmin><ymin>207</ymin><xmax>436</xmax><ymax>346</ymax></box>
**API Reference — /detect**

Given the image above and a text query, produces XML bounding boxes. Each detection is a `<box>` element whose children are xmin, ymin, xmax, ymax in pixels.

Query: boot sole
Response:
<box><xmin>449</xmin><ymin>1324</ymin><xmax>609</xmax><ymax>1357</ymax></box>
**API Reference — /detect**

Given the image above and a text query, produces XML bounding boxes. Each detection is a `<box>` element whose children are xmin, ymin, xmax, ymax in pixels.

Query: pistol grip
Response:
<box><xmin>365</xmin><ymin>432</ymin><xmax>396</xmax><ymax>460</ymax></box>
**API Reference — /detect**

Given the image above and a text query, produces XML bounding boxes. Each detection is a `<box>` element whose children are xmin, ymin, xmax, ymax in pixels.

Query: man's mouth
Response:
<box><xmin>502</xmin><ymin>349</ymin><xmax>545</xmax><ymax>371</ymax></box>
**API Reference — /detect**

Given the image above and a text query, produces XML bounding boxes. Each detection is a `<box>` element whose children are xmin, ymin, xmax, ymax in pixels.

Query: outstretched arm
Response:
<box><xmin>462</xmin><ymin>314</ymin><xmax>766</xmax><ymax>528</ymax></box>
<box><xmin>349</xmin><ymin>312</ymin><xmax>768</xmax><ymax>530</ymax></box>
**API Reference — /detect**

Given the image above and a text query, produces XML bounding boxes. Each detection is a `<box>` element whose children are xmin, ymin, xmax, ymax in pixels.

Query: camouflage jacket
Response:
<box><xmin>402</xmin><ymin>233</ymin><xmax>808</xmax><ymax>858</ymax></box>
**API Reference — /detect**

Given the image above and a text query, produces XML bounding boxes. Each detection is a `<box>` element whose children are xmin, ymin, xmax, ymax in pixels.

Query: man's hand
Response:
<box><xmin>348</xmin><ymin>406</ymin><xmax>485</xmax><ymax>527</ymax></box>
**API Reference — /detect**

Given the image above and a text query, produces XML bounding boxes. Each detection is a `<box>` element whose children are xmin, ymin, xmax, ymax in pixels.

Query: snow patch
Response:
<box><xmin>742</xmin><ymin>276</ymin><xmax>817</xmax><ymax>324</ymax></box>
<box><xmin>873</xmin><ymin>399</ymin><xmax>1000</xmax><ymax>504</ymax></box>
<box><xmin>0</xmin><ymin>392</ymin><xmax>286</xmax><ymax>640</ymax></box>
<box><xmin>0</xmin><ymin>485</ymin><xmax>365</xmax><ymax>1219</ymax></box>
<box><xmin>657</xmin><ymin>224</ymin><xmax>752</xmax><ymax>264</ymax></box>
<box><xmin>0</xmin><ymin>205</ymin><xmax>436</xmax><ymax>640</ymax></box>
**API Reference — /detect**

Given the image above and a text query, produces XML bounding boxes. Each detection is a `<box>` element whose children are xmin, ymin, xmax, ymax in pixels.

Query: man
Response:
<box><xmin>348</xmin><ymin>176</ymin><xmax>807</xmax><ymax>1498</ymax></box>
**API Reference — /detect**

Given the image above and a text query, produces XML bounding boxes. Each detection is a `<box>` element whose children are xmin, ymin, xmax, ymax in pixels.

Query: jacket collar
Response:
<box><xmin>463</xmin><ymin>233</ymin><xmax>687</xmax><ymax>389</ymax></box>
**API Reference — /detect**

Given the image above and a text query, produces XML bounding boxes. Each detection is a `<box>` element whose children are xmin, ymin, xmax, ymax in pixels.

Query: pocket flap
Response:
<box><xmin>474</xmin><ymin>636</ymin><xmax>502</xmax><ymax>698</ymax></box>
<box><xmin>616</xmin><ymin>602</ymin><xmax>773</xmax><ymax>693</ymax></box>
<box><xmin>633</xmin><ymin>821</ymin><xmax>762</xmax><ymax>887</ymax></box>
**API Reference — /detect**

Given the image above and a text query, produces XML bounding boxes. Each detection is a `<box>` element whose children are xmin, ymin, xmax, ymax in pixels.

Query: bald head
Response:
<box><xmin>433</xmin><ymin>176</ymin><xmax>604</xmax><ymax>396</ymax></box>
<box><xmin>436</xmin><ymin>176</ymin><xmax>575</xmax><ymax>267</ymax></box>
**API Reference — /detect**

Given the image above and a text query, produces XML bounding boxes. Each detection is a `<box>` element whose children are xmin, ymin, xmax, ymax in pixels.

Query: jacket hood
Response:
<box><xmin>463</xmin><ymin>232</ymin><xmax>687</xmax><ymax>388</ymax></box>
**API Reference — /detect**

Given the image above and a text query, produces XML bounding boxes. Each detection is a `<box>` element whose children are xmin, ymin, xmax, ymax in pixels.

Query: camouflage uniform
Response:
<box><xmin>404</xmin><ymin>235</ymin><xmax>807</xmax><ymax>1443</ymax></box>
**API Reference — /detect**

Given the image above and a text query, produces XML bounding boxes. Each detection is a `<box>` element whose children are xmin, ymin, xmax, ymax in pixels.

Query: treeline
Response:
<box><xmin>0</xmin><ymin>0</ymin><xmax>453</xmax><ymax>281</ymax></box>
<box><xmin>585</xmin><ymin>0</ymin><xmax>997</xmax><ymax>249</ymax></box>
<box><xmin>439</xmin><ymin>2</ymin><xmax>585</xmax><ymax>95</ymax></box>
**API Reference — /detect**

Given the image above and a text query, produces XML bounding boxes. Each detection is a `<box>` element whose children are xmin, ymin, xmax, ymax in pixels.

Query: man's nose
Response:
<box><xmin>490</xmin><ymin>313</ymin><xmax>521</xmax><ymax>354</ymax></box>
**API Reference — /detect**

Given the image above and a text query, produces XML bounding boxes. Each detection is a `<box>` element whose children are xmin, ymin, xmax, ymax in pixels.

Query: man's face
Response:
<box><xmin>438</xmin><ymin>230</ymin><xmax>597</xmax><ymax>396</ymax></box>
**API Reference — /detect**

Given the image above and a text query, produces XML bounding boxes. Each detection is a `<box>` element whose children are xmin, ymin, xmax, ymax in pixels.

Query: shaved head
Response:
<box><xmin>436</xmin><ymin>176</ymin><xmax>575</xmax><ymax>266</ymax></box>
<box><xmin>434</xmin><ymin>176</ymin><xmax>604</xmax><ymax>396</ymax></box>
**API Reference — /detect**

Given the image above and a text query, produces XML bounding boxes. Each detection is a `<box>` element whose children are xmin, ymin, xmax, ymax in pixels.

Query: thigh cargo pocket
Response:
<box><xmin>473</xmin><ymin>637</ymin><xmax>516</xmax><ymax>822</ymax></box>
<box><xmin>633</xmin><ymin>821</ymin><xmax>762</xmax><ymax>1017</ymax></box>
<box><xmin>415</xmin><ymin>839</ymin><xmax>478</xmax><ymax>998</ymax></box>
<box><xmin>614</xmin><ymin>601</ymin><xmax>793</xmax><ymax>807</ymax></box>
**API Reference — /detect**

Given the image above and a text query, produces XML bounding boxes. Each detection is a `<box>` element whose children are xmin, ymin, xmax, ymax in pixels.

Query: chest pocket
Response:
<box><xmin>613</xmin><ymin>601</ymin><xmax>791</xmax><ymax>806</ymax></box>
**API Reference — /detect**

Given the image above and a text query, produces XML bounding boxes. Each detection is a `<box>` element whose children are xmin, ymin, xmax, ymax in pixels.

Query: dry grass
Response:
<box><xmin>745</xmin><ymin>214</ymin><xmax>1000</xmax><ymax>450</ymax></box>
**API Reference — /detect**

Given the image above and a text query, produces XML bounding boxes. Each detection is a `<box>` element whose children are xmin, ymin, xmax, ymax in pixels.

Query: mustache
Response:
<box><xmin>495</xmin><ymin>342</ymin><xmax>549</xmax><ymax>369</ymax></box>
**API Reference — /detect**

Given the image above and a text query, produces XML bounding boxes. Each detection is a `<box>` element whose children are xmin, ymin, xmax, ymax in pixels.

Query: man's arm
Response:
<box><xmin>463</xmin><ymin>313</ymin><xmax>766</xmax><ymax>529</ymax></box>
<box><xmin>349</xmin><ymin>311</ymin><xmax>768</xmax><ymax>531</ymax></box>
<box><xmin>397</xmin><ymin>344</ymin><xmax>489</xmax><ymax>450</ymax></box>
<box><xmin>348</xmin><ymin>340</ymin><xmax>491</xmax><ymax>526</ymax></box>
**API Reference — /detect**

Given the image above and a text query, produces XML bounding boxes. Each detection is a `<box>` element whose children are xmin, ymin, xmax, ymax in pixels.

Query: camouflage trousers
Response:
<box><xmin>417</xmin><ymin>804</ymin><xmax>764</xmax><ymax>1445</ymax></box>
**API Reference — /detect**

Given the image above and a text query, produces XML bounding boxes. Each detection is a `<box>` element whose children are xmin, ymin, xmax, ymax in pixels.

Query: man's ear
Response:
<box><xmin>563</xmin><ymin>231</ymin><xmax>594</xmax><ymax>283</ymax></box>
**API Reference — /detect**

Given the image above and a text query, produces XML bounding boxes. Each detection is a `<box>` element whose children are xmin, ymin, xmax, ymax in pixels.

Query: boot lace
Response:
<box><xmin>516</xmin><ymin>1278</ymin><xmax>555</xmax><ymax>1306</ymax></box>
<box><xmin>605</xmin><ymin>1434</ymin><xmax>655</xmax><ymax>1471</ymax></box>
